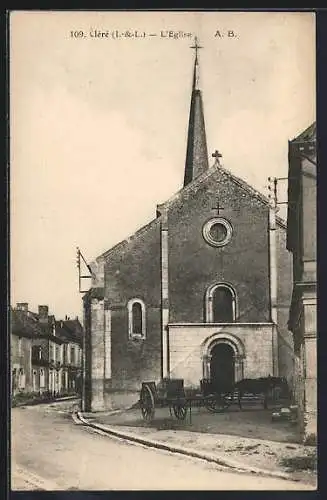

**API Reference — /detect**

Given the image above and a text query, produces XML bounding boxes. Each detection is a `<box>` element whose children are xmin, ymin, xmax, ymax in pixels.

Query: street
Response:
<box><xmin>11</xmin><ymin>403</ymin><xmax>314</xmax><ymax>491</ymax></box>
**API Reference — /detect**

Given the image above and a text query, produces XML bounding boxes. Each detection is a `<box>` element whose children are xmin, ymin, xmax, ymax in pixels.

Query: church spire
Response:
<box><xmin>183</xmin><ymin>36</ymin><xmax>209</xmax><ymax>187</ymax></box>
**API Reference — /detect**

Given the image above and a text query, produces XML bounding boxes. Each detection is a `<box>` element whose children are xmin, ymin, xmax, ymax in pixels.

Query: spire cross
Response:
<box><xmin>190</xmin><ymin>36</ymin><xmax>203</xmax><ymax>62</ymax></box>
<box><xmin>212</xmin><ymin>199</ymin><xmax>224</xmax><ymax>216</ymax></box>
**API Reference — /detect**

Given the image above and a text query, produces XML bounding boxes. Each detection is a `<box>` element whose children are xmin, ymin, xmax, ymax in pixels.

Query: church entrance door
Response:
<box><xmin>210</xmin><ymin>343</ymin><xmax>235</xmax><ymax>393</ymax></box>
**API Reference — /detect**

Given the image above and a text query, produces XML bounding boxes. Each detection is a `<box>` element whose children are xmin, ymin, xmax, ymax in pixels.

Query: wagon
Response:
<box><xmin>139</xmin><ymin>378</ymin><xmax>232</xmax><ymax>422</ymax></box>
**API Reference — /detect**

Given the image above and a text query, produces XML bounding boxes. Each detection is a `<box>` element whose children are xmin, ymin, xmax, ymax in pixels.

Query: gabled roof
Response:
<box><xmin>96</xmin><ymin>162</ymin><xmax>286</xmax><ymax>263</ymax></box>
<box><xmin>98</xmin><ymin>216</ymin><xmax>161</xmax><ymax>261</ymax></box>
<box><xmin>290</xmin><ymin>122</ymin><xmax>316</xmax><ymax>143</ymax></box>
<box><xmin>160</xmin><ymin>162</ymin><xmax>286</xmax><ymax>228</ymax></box>
<box><xmin>55</xmin><ymin>319</ymin><xmax>83</xmax><ymax>345</ymax></box>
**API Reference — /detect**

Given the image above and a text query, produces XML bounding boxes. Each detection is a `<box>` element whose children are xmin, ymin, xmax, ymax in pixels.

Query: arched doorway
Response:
<box><xmin>210</xmin><ymin>343</ymin><xmax>235</xmax><ymax>392</ymax></box>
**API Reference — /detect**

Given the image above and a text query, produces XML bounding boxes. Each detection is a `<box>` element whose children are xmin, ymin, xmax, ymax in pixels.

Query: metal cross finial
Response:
<box><xmin>190</xmin><ymin>36</ymin><xmax>203</xmax><ymax>61</ymax></box>
<box><xmin>212</xmin><ymin>199</ymin><xmax>224</xmax><ymax>216</ymax></box>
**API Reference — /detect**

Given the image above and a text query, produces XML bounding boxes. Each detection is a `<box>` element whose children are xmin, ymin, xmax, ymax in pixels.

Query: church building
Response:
<box><xmin>82</xmin><ymin>41</ymin><xmax>294</xmax><ymax>412</ymax></box>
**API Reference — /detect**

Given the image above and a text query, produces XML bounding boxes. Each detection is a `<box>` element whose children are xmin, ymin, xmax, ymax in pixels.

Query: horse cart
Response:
<box><xmin>139</xmin><ymin>376</ymin><xmax>290</xmax><ymax>423</ymax></box>
<box><xmin>139</xmin><ymin>378</ymin><xmax>232</xmax><ymax>423</ymax></box>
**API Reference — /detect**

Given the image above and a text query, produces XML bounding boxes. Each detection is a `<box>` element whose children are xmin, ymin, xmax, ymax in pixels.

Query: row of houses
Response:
<box><xmin>11</xmin><ymin>303</ymin><xmax>83</xmax><ymax>397</ymax></box>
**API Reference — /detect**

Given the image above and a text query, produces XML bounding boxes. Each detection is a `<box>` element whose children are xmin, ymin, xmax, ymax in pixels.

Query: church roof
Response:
<box><xmin>161</xmin><ymin>161</ymin><xmax>286</xmax><ymax>228</ymax></box>
<box><xmin>99</xmin><ymin>217</ymin><xmax>161</xmax><ymax>261</ymax></box>
<box><xmin>98</xmin><ymin>161</ymin><xmax>286</xmax><ymax>262</ymax></box>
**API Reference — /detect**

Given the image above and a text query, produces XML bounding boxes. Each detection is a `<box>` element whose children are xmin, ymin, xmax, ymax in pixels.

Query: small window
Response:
<box><xmin>18</xmin><ymin>337</ymin><xmax>22</xmax><ymax>357</ymax></box>
<box><xmin>40</xmin><ymin>369</ymin><xmax>45</xmax><ymax>388</ymax></box>
<box><xmin>32</xmin><ymin>370</ymin><xmax>37</xmax><ymax>391</ymax></box>
<box><xmin>132</xmin><ymin>303</ymin><xmax>142</xmax><ymax>334</ymax></box>
<box><xmin>71</xmin><ymin>347</ymin><xmax>76</xmax><ymax>365</ymax></box>
<box><xmin>18</xmin><ymin>368</ymin><xmax>25</xmax><ymax>389</ymax></box>
<box><xmin>49</xmin><ymin>344</ymin><xmax>54</xmax><ymax>362</ymax></box>
<box><xmin>128</xmin><ymin>299</ymin><xmax>146</xmax><ymax>339</ymax></box>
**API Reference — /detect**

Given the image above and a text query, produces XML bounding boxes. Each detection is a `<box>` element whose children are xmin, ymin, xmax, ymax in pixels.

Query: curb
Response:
<box><xmin>74</xmin><ymin>411</ymin><xmax>297</xmax><ymax>482</ymax></box>
<box><xmin>13</xmin><ymin>395</ymin><xmax>79</xmax><ymax>408</ymax></box>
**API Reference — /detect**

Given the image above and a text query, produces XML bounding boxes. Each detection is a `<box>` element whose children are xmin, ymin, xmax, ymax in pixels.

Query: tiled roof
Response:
<box><xmin>98</xmin><ymin>217</ymin><xmax>161</xmax><ymax>261</ymax></box>
<box><xmin>11</xmin><ymin>308</ymin><xmax>82</xmax><ymax>345</ymax></box>
<box><xmin>11</xmin><ymin>309</ymin><xmax>43</xmax><ymax>338</ymax></box>
<box><xmin>55</xmin><ymin>319</ymin><xmax>83</xmax><ymax>345</ymax></box>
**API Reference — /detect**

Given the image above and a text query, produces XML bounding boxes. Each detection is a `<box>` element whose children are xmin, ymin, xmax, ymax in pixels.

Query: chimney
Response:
<box><xmin>16</xmin><ymin>302</ymin><xmax>28</xmax><ymax>312</ymax></box>
<box><xmin>38</xmin><ymin>305</ymin><xmax>49</xmax><ymax>323</ymax></box>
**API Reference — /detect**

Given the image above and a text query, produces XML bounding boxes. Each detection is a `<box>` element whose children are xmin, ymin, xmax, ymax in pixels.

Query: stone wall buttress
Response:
<box><xmin>104</xmin><ymin>304</ymin><xmax>111</xmax><ymax>380</ymax></box>
<box><xmin>90</xmin><ymin>296</ymin><xmax>105</xmax><ymax>411</ymax></box>
<box><xmin>160</xmin><ymin>207</ymin><xmax>169</xmax><ymax>378</ymax></box>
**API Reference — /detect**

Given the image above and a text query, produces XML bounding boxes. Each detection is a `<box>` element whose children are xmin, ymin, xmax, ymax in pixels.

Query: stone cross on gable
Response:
<box><xmin>211</xmin><ymin>199</ymin><xmax>224</xmax><ymax>216</ymax></box>
<box><xmin>212</xmin><ymin>150</ymin><xmax>222</xmax><ymax>166</ymax></box>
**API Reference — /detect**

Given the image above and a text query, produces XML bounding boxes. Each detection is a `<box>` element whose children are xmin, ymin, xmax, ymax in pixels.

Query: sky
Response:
<box><xmin>10</xmin><ymin>11</ymin><xmax>316</xmax><ymax>321</ymax></box>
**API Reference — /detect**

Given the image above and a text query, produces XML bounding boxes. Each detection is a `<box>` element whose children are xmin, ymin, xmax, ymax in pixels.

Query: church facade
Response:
<box><xmin>82</xmin><ymin>46</ymin><xmax>294</xmax><ymax>412</ymax></box>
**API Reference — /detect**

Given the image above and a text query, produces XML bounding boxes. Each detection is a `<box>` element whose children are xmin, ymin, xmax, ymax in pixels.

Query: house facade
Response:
<box><xmin>11</xmin><ymin>303</ymin><xmax>83</xmax><ymax>397</ymax></box>
<box><xmin>56</xmin><ymin>318</ymin><xmax>83</xmax><ymax>394</ymax></box>
<box><xmin>287</xmin><ymin>122</ymin><xmax>317</xmax><ymax>441</ymax></box>
<box><xmin>82</xmin><ymin>49</ymin><xmax>294</xmax><ymax>412</ymax></box>
<box><xmin>11</xmin><ymin>303</ymin><xmax>34</xmax><ymax>395</ymax></box>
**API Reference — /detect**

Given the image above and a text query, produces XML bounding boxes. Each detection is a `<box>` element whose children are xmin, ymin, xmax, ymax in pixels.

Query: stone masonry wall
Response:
<box><xmin>167</xmin><ymin>168</ymin><xmax>271</xmax><ymax>324</ymax></box>
<box><xmin>169</xmin><ymin>324</ymin><xmax>274</xmax><ymax>387</ymax></box>
<box><xmin>104</xmin><ymin>219</ymin><xmax>162</xmax><ymax>391</ymax></box>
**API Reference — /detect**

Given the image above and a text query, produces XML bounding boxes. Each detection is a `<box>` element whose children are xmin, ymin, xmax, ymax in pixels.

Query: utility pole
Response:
<box><xmin>268</xmin><ymin>176</ymin><xmax>278</xmax><ymax>376</ymax></box>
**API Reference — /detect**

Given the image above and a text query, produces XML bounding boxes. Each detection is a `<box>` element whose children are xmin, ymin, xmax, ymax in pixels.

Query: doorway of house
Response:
<box><xmin>210</xmin><ymin>343</ymin><xmax>235</xmax><ymax>393</ymax></box>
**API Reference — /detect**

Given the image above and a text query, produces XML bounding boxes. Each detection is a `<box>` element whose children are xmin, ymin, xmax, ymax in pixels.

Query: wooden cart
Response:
<box><xmin>139</xmin><ymin>378</ymin><xmax>232</xmax><ymax>423</ymax></box>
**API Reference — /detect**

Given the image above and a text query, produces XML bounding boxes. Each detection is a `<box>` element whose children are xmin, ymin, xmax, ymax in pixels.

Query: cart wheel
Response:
<box><xmin>173</xmin><ymin>404</ymin><xmax>188</xmax><ymax>420</ymax></box>
<box><xmin>205</xmin><ymin>393</ymin><xmax>230</xmax><ymax>413</ymax></box>
<box><xmin>140</xmin><ymin>384</ymin><xmax>155</xmax><ymax>422</ymax></box>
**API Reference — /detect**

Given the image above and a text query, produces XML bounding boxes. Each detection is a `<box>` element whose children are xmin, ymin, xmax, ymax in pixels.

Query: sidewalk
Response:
<box><xmin>80</xmin><ymin>405</ymin><xmax>317</xmax><ymax>487</ymax></box>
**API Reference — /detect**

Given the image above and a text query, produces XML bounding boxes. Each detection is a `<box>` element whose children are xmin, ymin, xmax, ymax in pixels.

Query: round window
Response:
<box><xmin>202</xmin><ymin>217</ymin><xmax>233</xmax><ymax>247</ymax></box>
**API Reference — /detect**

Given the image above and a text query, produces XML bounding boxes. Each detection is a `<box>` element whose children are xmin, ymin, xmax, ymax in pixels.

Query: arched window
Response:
<box><xmin>205</xmin><ymin>283</ymin><xmax>237</xmax><ymax>323</ymax></box>
<box><xmin>40</xmin><ymin>369</ymin><xmax>45</xmax><ymax>389</ymax></box>
<box><xmin>128</xmin><ymin>299</ymin><xmax>146</xmax><ymax>339</ymax></box>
